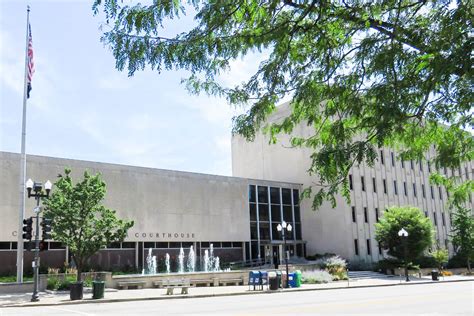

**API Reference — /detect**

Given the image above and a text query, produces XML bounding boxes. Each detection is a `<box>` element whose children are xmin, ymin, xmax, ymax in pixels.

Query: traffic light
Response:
<box><xmin>22</xmin><ymin>217</ymin><xmax>33</xmax><ymax>241</ymax></box>
<box><xmin>41</xmin><ymin>218</ymin><xmax>52</xmax><ymax>240</ymax></box>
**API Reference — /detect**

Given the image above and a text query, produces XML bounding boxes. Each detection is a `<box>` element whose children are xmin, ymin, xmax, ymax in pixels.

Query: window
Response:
<box><xmin>271</xmin><ymin>204</ymin><xmax>281</xmax><ymax>222</ymax></box>
<box><xmin>403</xmin><ymin>182</ymin><xmax>407</xmax><ymax>196</ymax></box>
<box><xmin>0</xmin><ymin>242</ymin><xmax>10</xmax><ymax>250</ymax></box>
<box><xmin>282</xmin><ymin>188</ymin><xmax>292</xmax><ymax>204</ymax></box>
<box><xmin>367</xmin><ymin>239</ymin><xmax>371</xmax><ymax>255</ymax></box>
<box><xmin>364</xmin><ymin>207</ymin><xmax>368</xmax><ymax>223</ymax></box>
<box><xmin>380</xmin><ymin>150</ymin><xmax>384</xmax><ymax>165</ymax></box>
<box><xmin>419</xmin><ymin>160</ymin><xmax>423</xmax><ymax>172</ymax></box>
<box><xmin>349</xmin><ymin>175</ymin><xmax>353</xmax><ymax>190</ymax></box>
<box><xmin>270</xmin><ymin>187</ymin><xmax>280</xmax><ymax>204</ymax></box>
<box><xmin>422</xmin><ymin>184</ymin><xmax>426</xmax><ymax>198</ymax></box>
<box><xmin>439</xmin><ymin>187</ymin><xmax>443</xmax><ymax>200</ymax></box>
<box><xmin>393</xmin><ymin>180</ymin><xmax>398</xmax><ymax>195</ymax></box>
<box><xmin>375</xmin><ymin>208</ymin><xmax>379</xmax><ymax>222</ymax></box>
<box><xmin>391</xmin><ymin>152</ymin><xmax>395</xmax><ymax>166</ymax></box>
<box><xmin>430</xmin><ymin>186</ymin><xmax>434</xmax><ymax>199</ymax></box>
<box><xmin>250</xmin><ymin>204</ymin><xmax>257</xmax><ymax>221</ymax></box>
<box><xmin>361</xmin><ymin>176</ymin><xmax>365</xmax><ymax>191</ymax></box>
<box><xmin>442</xmin><ymin>213</ymin><xmax>446</xmax><ymax>226</ymax></box>
<box><xmin>410</xmin><ymin>160</ymin><xmax>414</xmax><ymax>170</ymax></box>
<box><xmin>293</xmin><ymin>189</ymin><xmax>300</xmax><ymax>205</ymax></box>
<box><xmin>445</xmin><ymin>239</ymin><xmax>449</xmax><ymax>249</ymax></box>
<box><xmin>413</xmin><ymin>183</ymin><xmax>417</xmax><ymax>197</ymax></box>
<box><xmin>428</xmin><ymin>162</ymin><xmax>431</xmax><ymax>173</ymax></box>
<box><xmin>433</xmin><ymin>213</ymin><xmax>438</xmax><ymax>226</ymax></box>
<box><xmin>249</xmin><ymin>185</ymin><xmax>256</xmax><ymax>202</ymax></box>
<box><xmin>352</xmin><ymin>207</ymin><xmax>356</xmax><ymax>223</ymax></box>
<box><xmin>401</xmin><ymin>160</ymin><xmax>405</xmax><ymax>168</ymax></box>
<box><xmin>383</xmin><ymin>179</ymin><xmax>387</xmax><ymax>194</ymax></box>
<box><xmin>466</xmin><ymin>167</ymin><xmax>469</xmax><ymax>179</ymax></box>
<box><xmin>378</xmin><ymin>244</ymin><xmax>383</xmax><ymax>255</ymax></box>
<box><xmin>257</xmin><ymin>186</ymin><xmax>268</xmax><ymax>203</ymax></box>
<box><xmin>372</xmin><ymin>177</ymin><xmax>376</xmax><ymax>193</ymax></box>
<box><xmin>354</xmin><ymin>239</ymin><xmax>359</xmax><ymax>256</ymax></box>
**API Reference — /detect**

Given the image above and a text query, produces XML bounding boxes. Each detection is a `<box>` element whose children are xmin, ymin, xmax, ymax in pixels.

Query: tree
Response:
<box><xmin>375</xmin><ymin>206</ymin><xmax>433</xmax><ymax>278</ymax></box>
<box><xmin>431</xmin><ymin>248</ymin><xmax>448</xmax><ymax>272</ymax></box>
<box><xmin>431</xmin><ymin>174</ymin><xmax>474</xmax><ymax>272</ymax></box>
<box><xmin>44</xmin><ymin>169</ymin><xmax>134</xmax><ymax>282</ymax></box>
<box><xmin>92</xmin><ymin>0</ymin><xmax>473</xmax><ymax>209</ymax></box>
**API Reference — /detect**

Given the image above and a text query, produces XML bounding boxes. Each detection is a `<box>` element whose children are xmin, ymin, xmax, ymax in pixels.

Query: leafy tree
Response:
<box><xmin>431</xmin><ymin>174</ymin><xmax>474</xmax><ymax>272</ymax></box>
<box><xmin>431</xmin><ymin>248</ymin><xmax>448</xmax><ymax>271</ymax></box>
<box><xmin>375</xmin><ymin>206</ymin><xmax>433</xmax><ymax>279</ymax></box>
<box><xmin>44</xmin><ymin>169</ymin><xmax>134</xmax><ymax>282</ymax></box>
<box><xmin>92</xmin><ymin>0</ymin><xmax>473</xmax><ymax>209</ymax></box>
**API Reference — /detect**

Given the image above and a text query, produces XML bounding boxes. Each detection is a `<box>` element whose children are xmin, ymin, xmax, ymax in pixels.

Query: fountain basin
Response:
<box><xmin>108</xmin><ymin>270</ymin><xmax>248</xmax><ymax>289</ymax></box>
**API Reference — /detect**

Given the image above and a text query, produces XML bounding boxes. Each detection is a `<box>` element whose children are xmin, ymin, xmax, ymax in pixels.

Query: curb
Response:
<box><xmin>3</xmin><ymin>278</ymin><xmax>473</xmax><ymax>308</ymax></box>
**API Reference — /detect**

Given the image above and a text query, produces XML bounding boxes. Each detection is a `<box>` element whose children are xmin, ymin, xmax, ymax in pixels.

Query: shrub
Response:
<box><xmin>447</xmin><ymin>252</ymin><xmax>474</xmax><ymax>269</ymax></box>
<box><xmin>441</xmin><ymin>270</ymin><xmax>453</xmax><ymax>276</ymax></box>
<box><xmin>413</xmin><ymin>256</ymin><xmax>437</xmax><ymax>269</ymax></box>
<box><xmin>47</xmin><ymin>277</ymin><xmax>60</xmax><ymax>290</ymax></box>
<box><xmin>301</xmin><ymin>270</ymin><xmax>333</xmax><ymax>284</ymax></box>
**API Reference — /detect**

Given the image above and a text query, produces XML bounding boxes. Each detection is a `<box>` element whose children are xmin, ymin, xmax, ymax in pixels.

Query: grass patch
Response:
<box><xmin>0</xmin><ymin>276</ymin><xmax>33</xmax><ymax>283</ymax></box>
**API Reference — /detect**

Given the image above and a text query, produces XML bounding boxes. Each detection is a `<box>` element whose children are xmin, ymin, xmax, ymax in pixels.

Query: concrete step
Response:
<box><xmin>348</xmin><ymin>271</ymin><xmax>392</xmax><ymax>280</ymax></box>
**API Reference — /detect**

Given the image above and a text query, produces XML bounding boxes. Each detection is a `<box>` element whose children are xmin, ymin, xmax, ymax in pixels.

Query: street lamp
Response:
<box><xmin>398</xmin><ymin>228</ymin><xmax>409</xmax><ymax>282</ymax></box>
<box><xmin>25</xmin><ymin>178</ymin><xmax>52</xmax><ymax>302</ymax></box>
<box><xmin>277</xmin><ymin>221</ymin><xmax>292</xmax><ymax>288</ymax></box>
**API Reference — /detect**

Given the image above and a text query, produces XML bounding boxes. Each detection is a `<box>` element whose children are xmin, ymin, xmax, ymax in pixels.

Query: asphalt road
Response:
<box><xmin>1</xmin><ymin>281</ymin><xmax>473</xmax><ymax>315</ymax></box>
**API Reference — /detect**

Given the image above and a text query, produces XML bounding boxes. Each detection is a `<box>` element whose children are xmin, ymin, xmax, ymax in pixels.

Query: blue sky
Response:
<box><xmin>0</xmin><ymin>0</ymin><xmax>262</xmax><ymax>176</ymax></box>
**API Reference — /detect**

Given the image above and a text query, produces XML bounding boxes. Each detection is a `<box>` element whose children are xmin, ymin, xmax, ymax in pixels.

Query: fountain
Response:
<box><xmin>143</xmin><ymin>248</ymin><xmax>157</xmax><ymax>275</ymax></box>
<box><xmin>165</xmin><ymin>253</ymin><xmax>170</xmax><ymax>274</ymax></box>
<box><xmin>204</xmin><ymin>249</ymin><xmax>210</xmax><ymax>272</ymax></box>
<box><xmin>178</xmin><ymin>247</ymin><xmax>185</xmax><ymax>273</ymax></box>
<box><xmin>187</xmin><ymin>245</ymin><xmax>195</xmax><ymax>272</ymax></box>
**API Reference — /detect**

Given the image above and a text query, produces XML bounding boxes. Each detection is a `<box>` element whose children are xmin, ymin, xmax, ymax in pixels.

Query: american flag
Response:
<box><xmin>27</xmin><ymin>23</ymin><xmax>34</xmax><ymax>99</ymax></box>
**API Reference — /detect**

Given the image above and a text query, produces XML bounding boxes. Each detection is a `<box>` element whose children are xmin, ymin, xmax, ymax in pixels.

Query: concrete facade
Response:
<box><xmin>232</xmin><ymin>102</ymin><xmax>474</xmax><ymax>264</ymax></box>
<box><xmin>0</xmin><ymin>151</ymin><xmax>301</xmax><ymax>274</ymax></box>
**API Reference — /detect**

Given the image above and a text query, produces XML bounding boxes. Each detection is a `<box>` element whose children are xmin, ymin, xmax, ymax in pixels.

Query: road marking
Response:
<box><xmin>46</xmin><ymin>306</ymin><xmax>94</xmax><ymax>316</ymax></box>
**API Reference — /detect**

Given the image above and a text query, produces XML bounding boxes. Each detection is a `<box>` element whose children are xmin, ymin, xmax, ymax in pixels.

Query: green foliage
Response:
<box><xmin>431</xmin><ymin>248</ymin><xmax>449</xmax><ymax>271</ymax></box>
<box><xmin>47</xmin><ymin>277</ymin><xmax>61</xmax><ymax>290</ymax></box>
<box><xmin>375</xmin><ymin>206</ymin><xmax>433</xmax><ymax>264</ymax></box>
<box><xmin>431</xmin><ymin>174</ymin><xmax>474</xmax><ymax>271</ymax></box>
<box><xmin>44</xmin><ymin>168</ymin><xmax>134</xmax><ymax>281</ymax></box>
<box><xmin>93</xmin><ymin>0</ymin><xmax>473</xmax><ymax>209</ymax></box>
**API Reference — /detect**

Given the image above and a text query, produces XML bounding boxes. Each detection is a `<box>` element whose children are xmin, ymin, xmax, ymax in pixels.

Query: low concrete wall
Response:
<box><xmin>0</xmin><ymin>277</ymin><xmax>47</xmax><ymax>294</ymax></box>
<box><xmin>109</xmin><ymin>271</ymin><xmax>249</xmax><ymax>289</ymax></box>
<box><xmin>391</xmin><ymin>267</ymin><xmax>469</xmax><ymax>276</ymax></box>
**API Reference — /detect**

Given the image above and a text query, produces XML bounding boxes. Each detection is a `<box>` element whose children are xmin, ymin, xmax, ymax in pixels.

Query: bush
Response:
<box><xmin>47</xmin><ymin>277</ymin><xmax>61</xmax><ymax>290</ymax></box>
<box><xmin>301</xmin><ymin>270</ymin><xmax>333</xmax><ymax>284</ymax></box>
<box><xmin>441</xmin><ymin>270</ymin><xmax>453</xmax><ymax>276</ymax></box>
<box><xmin>413</xmin><ymin>256</ymin><xmax>437</xmax><ymax>269</ymax></box>
<box><xmin>447</xmin><ymin>252</ymin><xmax>474</xmax><ymax>269</ymax></box>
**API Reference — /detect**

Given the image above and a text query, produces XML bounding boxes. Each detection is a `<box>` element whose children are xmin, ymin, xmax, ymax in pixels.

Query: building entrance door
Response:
<box><xmin>272</xmin><ymin>245</ymin><xmax>280</xmax><ymax>269</ymax></box>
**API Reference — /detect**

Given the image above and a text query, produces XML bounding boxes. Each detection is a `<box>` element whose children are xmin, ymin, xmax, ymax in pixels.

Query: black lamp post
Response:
<box><xmin>25</xmin><ymin>178</ymin><xmax>52</xmax><ymax>302</ymax></box>
<box><xmin>277</xmin><ymin>221</ymin><xmax>292</xmax><ymax>288</ymax></box>
<box><xmin>398</xmin><ymin>228</ymin><xmax>409</xmax><ymax>282</ymax></box>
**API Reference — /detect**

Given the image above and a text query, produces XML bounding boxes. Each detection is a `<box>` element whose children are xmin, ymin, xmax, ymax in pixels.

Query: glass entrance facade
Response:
<box><xmin>248</xmin><ymin>185</ymin><xmax>305</xmax><ymax>262</ymax></box>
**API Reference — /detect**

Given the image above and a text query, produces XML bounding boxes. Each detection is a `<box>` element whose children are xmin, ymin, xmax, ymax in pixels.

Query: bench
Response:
<box><xmin>163</xmin><ymin>278</ymin><xmax>190</xmax><ymax>295</ymax></box>
<box><xmin>117</xmin><ymin>281</ymin><xmax>146</xmax><ymax>290</ymax></box>
<box><xmin>190</xmin><ymin>278</ymin><xmax>214</xmax><ymax>287</ymax></box>
<box><xmin>218</xmin><ymin>277</ymin><xmax>244</xmax><ymax>286</ymax></box>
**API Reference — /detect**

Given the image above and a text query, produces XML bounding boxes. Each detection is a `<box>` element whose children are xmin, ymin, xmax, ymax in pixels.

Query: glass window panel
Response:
<box><xmin>271</xmin><ymin>204</ymin><xmax>281</xmax><ymax>222</ymax></box>
<box><xmin>156</xmin><ymin>242</ymin><xmax>168</xmax><ymax>248</ymax></box>
<box><xmin>294</xmin><ymin>206</ymin><xmax>301</xmax><ymax>222</ymax></box>
<box><xmin>257</xmin><ymin>186</ymin><xmax>268</xmax><ymax>203</ymax></box>
<box><xmin>249</xmin><ymin>203</ymin><xmax>257</xmax><ymax>221</ymax></box>
<box><xmin>259</xmin><ymin>204</ymin><xmax>269</xmax><ymax>221</ymax></box>
<box><xmin>201</xmin><ymin>242</ymin><xmax>210</xmax><ymax>248</ymax></box>
<box><xmin>222</xmin><ymin>242</ymin><xmax>232</xmax><ymax>247</ymax></box>
<box><xmin>182</xmin><ymin>242</ymin><xmax>193</xmax><ymax>248</ymax></box>
<box><xmin>283</xmin><ymin>205</ymin><xmax>292</xmax><ymax>222</ymax></box>
<box><xmin>250</xmin><ymin>223</ymin><xmax>258</xmax><ymax>240</ymax></box>
<box><xmin>49</xmin><ymin>242</ymin><xmax>65</xmax><ymax>249</ymax></box>
<box><xmin>282</xmin><ymin>188</ymin><xmax>292</xmax><ymax>204</ymax></box>
<box><xmin>259</xmin><ymin>223</ymin><xmax>270</xmax><ymax>240</ymax></box>
<box><xmin>249</xmin><ymin>185</ymin><xmax>256</xmax><ymax>202</ymax></box>
<box><xmin>144</xmin><ymin>242</ymin><xmax>155</xmax><ymax>248</ymax></box>
<box><xmin>295</xmin><ymin>223</ymin><xmax>302</xmax><ymax>240</ymax></box>
<box><xmin>232</xmin><ymin>242</ymin><xmax>242</xmax><ymax>248</ymax></box>
<box><xmin>11</xmin><ymin>242</ymin><xmax>17</xmax><ymax>249</ymax></box>
<box><xmin>293</xmin><ymin>189</ymin><xmax>299</xmax><ymax>205</ymax></box>
<box><xmin>270</xmin><ymin>187</ymin><xmax>280</xmax><ymax>204</ymax></box>
<box><xmin>0</xmin><ymin>242</ymin><xmax>10</xmax><ymax>249</ymax></box>
<box><xmin>121</xmin><ymin>242</ymin><xmax>135</xmax><ymax>249</ymax></box>
<box><xmin>251</xmin><ymin>243</ymin><xmax>259</xmax><ymax>259</ymax></box>
<box><xmin>169</xmin><ymin>242</ymin><xmax>181</xmax><ymax>248</ymax></box>
<box><xmin>272</xmin><ymin>223</ymin><xmax>282</xmax><ymax>240</ymax></box>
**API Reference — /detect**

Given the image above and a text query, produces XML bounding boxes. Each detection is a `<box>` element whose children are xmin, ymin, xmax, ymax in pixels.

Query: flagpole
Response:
<box><xmin>17</xmin><ymin>5</ymin><xmax>31</xmax><ymax>284</ymax></box>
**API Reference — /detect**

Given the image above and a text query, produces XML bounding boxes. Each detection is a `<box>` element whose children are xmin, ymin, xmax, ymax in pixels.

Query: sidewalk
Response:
<box><xmin>1</xmin><ymin>275</ymin><xmax>473</xmax><ymax>308</ymax></box>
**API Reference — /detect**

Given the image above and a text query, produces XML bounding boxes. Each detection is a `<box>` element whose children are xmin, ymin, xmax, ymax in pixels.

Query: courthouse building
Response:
<box><xmin>0</xmin><ymin>103</ymin><xmax>472</xmax><ymax>274</ymax></box>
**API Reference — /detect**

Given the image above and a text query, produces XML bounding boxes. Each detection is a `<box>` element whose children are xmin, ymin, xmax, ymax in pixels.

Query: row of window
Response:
<box><xmin>249</xmin><ymin>185</ymin><xmax>299</xmax><ymax>205</ymax></box>
<box><xmin>379</xmin><ymin>150</ymin><xmax>472</xmax><ymax>180</ymax></box>
<box><xmin>352</xmin><ymin>206</ymin><xmax>448</xmax><ymax>227</ymax></box>
<box><xmin>143</xmin><ymin>241</ymin><xmax>243</xmax><ymax>249</ymax></box>
<box><xmin>348</xmin><ymin>175</ymin><xmax>462</xmax><ymax>202</ymax></box>
<box><xmin>354</xmin><ymin>238</ymin><xmax>450</xmax><ymax>257</ymax></box>
<box><xmin>0</xmin><ymin>241</ymin><xmax>65</xmax><ymax>251</ymax></box>
<box><xmin>249</xmin><ymin>204</ymin><xmax>300</xmax><ymax>223</ymax></box>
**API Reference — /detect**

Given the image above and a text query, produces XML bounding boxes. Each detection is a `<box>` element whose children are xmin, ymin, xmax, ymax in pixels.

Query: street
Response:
<box><xmin>1</xmin><ymin>281</ymin><xmax>473</xmax><ymax>315</ymax></box>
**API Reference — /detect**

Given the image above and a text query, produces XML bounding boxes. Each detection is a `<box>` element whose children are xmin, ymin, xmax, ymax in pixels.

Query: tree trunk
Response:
<box><xmin>467</xmin><ymin>258</ymin><xmax>471</xmax><ymax>274</ymax></box>
<box><xmin>76</xmin><ymin>260</ymin><xmax>82</xmax><ymax>282</ymax></box>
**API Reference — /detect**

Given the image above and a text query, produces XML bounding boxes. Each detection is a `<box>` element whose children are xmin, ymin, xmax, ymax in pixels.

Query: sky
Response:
<box><xmin>0</xmin><ymin>0</ymin><xmax>262</xmax><ymax>176</ymax></box>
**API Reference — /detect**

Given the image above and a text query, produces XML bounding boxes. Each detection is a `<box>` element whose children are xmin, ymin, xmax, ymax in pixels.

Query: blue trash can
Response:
<box><xmin>288</xmin><ymin>272</ymin><xmax>297</xmax><ymax>288</ymax></box>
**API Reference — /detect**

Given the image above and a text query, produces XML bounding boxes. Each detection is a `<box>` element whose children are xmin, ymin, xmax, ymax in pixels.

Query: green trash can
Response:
<box><xmin>295</xmin><ymin>270</ymin><xmax>302</xmax><ymax>288</ymax></box>
<box><xmin>276</xmin><ymin>271</ymin><xmax>282</xmax><ymax>288</ymax></box>
<box><xmin>92</xmin><ymin>281</ymin><xmax>105</xmax><ymax>299</ymax></box>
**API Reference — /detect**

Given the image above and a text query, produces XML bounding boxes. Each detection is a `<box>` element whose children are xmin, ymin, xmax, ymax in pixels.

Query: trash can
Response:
<box><xmin>92</xmin><ymin>281</ymin><xmax>105</xmax><ymax>299</ymax></box>
<box><xmin>294</xmin><ymin>270</ymin><xmax>302</xmax><ymax>288</ymax></box>
<box><xmin>288</xmin><ymin>272</ymin><xmax>296</xmax><ymax>288</ymax></box>
<box><xmin>276</xmin><ymin>270</ymin><xmax>282</xmax><ymax>288</ymax></box>
<box><xmin>431</xmin><ymin>270</ymin><xmax>439</xmax><ymax>281</ymax></box>
<box><xmin>268</xmin><ymin>272</ymin><xmax>278</xmax><ymax>290</ymax></box>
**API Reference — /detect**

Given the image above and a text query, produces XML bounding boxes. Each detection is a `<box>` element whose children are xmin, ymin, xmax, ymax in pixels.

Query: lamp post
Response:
<box><xmin>398</xmin><ymin>228</ymin><xmax>409</xmax><ymax>282</ymax></box>
<box><xmin>277</xmin><ymin>221</ymin><xmax>292</xmax><ymax>288</ymax></box>
<box><xmin>26</xmin><ymin>178</ymin><xmax>52</xmax><ymax>302</ymax></box>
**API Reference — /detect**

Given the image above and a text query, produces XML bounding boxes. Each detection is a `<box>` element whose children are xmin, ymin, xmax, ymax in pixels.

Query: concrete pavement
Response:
<box><xmin>1</xmin><ymin>275</ymin><xmax>473</xmax><ymax>308</ymax></box>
